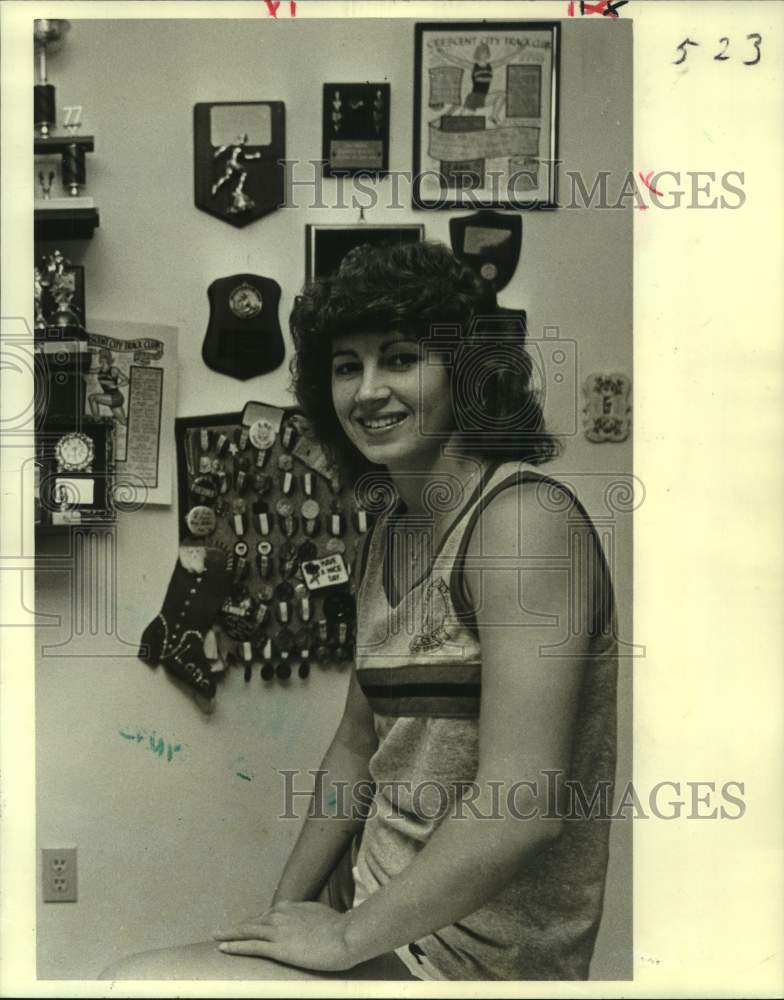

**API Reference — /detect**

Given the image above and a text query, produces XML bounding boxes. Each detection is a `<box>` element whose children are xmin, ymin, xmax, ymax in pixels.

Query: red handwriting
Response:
<box><xmin>639</xmin><ymin>171</ymin><xmax>663</xmax><ymax>197</ymax></box>
<box><xmin>568</xmin><ymin>0</ymin><xmax>628</xmax><ymax>16</ymax></box>
<box><xmin>264</xmin><ymin>0</ymin><xmax>296</xmax><ymax>16</ymax></box>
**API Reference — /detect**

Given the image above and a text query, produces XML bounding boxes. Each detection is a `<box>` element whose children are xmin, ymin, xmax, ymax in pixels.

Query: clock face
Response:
<box><xmin>56</xmin><ymin>432</ymin><xmax>94</xmax><ymax>472</ymax></box>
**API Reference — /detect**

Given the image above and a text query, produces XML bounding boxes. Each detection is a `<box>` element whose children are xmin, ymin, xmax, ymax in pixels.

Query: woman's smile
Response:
<box><xmin>355</xmin><ymin>412</ymin><xmax>409</xmax><ymax>433</ymax></box>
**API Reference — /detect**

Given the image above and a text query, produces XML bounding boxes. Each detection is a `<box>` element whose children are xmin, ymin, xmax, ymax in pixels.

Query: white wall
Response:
<box><xmin>36</xmin><ymin>16</ymin><xmax>633</xmax><ymax>979</ymax></box>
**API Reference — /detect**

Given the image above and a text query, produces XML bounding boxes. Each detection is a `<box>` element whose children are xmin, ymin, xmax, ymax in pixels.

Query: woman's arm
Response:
<box><xmin>218</xmin><ymin>483</ymin><xmax>594</xmax><ymax>970</ymax></box>
<box><xmin>270</xmin><ymin>665</ymin><xmax>378</xmax><ymax>906</ymax></box>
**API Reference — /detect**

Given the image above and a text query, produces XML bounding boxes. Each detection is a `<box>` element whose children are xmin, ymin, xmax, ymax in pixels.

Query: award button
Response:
<box><xmin>297</xmin><ymin>540</ymin><xmax>317</xmax><ymax>562</ymax></box>
<box><xmin>260</xmin><ymin>662</ymin><xmax>275</xmax><ymax>681</ymax></box>
<box><xmin>276</xmin><ymin>498</ymin><xmax>296</xmax><ymax>536</ymax></box>
<box><xmin>249</xmin><ymin>418</ymin><xmax>276</xmax><ymax>451</ymax></box>
<box><xmin>301</xmin><ymin>499</ymin><xmax>320</xmax><ymax>536</ymax></box>
<box><xmin>253</xmin><ymin>499</ymin><xmax>270</xmax><ymax>536</ymax></box>
<box><xmin>191</xmin><ymin>475</ymin><xmax>219</xmax><ymax>503</ymax></box>
<box><xmin>254</xmin><ymin>474</ymin><xmax>272</xmax><ymax>495</ymax></box>
<box><xmin>185</xmin><ymin>505</ymin><xmax>216</xmax><ymax>537</ymax></box>
<box><xmin>281</xmin><ymin>423</ymin><xmax>297</xmax><ymax>451</ymax></box>
<box><xmin>276</xmin><ymin>662</ymin><xmax>292</xmax><ymax>680</ymax></box>
<box><xmin>326</xmin><ymin>537</ymin><xmax>345</xmax><ymax>556</ymax></box>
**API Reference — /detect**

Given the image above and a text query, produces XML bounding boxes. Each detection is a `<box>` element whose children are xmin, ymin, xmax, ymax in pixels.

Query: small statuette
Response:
<box><xmin>37</xmin><ymin>169</ymin><xmax>55</xmax><ymax>200</ymax></box>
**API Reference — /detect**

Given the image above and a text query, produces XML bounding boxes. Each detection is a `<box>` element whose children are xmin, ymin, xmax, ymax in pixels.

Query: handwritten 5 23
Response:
<box><xmin>674</xmin><ymin>34</ymin><xmax>762</xmax><ymax>66</ymax></box>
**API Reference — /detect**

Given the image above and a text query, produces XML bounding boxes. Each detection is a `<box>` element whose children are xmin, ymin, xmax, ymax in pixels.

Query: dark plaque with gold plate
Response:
<box><xmin>322</xmin><ymin>83</ymin><xmax>390</xmax><ymax>177</ymax></box>
<box><xmin>36</xmin><ymin>419</ymin><xmax>115</xmax><ymax>529</ymax></box>
<box><xmin>194</xmin><ymin>102</ymin><xmax>285</xmax><ymax>226</ymax></box>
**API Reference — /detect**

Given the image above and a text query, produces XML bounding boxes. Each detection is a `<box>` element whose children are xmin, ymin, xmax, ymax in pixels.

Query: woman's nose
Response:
<box><xmin>355</xmin><ymin>364</ymin><xmax>390</xmax><ymax>403</ymax></box>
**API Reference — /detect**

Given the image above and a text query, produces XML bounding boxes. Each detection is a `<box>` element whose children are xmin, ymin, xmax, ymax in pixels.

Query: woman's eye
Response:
<box><xmin>332</xmin><ymin>361</ymin><xmax>361</xmax><ymax>378</ymax></box>
<box><xmin>384</xmin><ymin>352</ymin><xmax>419</xmax><ymax>369</ymax></box>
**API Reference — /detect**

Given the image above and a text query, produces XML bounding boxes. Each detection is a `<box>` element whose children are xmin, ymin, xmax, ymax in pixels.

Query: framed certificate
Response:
<box><xmin>322</xmin><ymin>83</ymin><xmax>390</xmax><ymax>177</ymax></box>
<box><xmin>413</xmin><ymin>21</ymin><xmax>560</xmax><ymax>209</ymax></box>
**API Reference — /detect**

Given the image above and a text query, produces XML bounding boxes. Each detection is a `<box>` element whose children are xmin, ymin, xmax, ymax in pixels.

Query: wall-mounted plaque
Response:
<box><xmin>322</xmin><ymin>83</ymin><xmax>390</xmax><ymax>177</ymax></box>
<box><xmin>582</xmin><ymin>373</ymin><xmax>632</xmax><ymax>443</ymax></box>
<box><xmin>194</xmin><ymin>102</ymin><xmax>285</xmax><ymax>226</ymax></box>
<box><xmin>449</xmin><ymin>209</ymin><xmax>522</xmax><ymax>292</ymax></box>
<box><xmin>305</xmin><ymin>223</ymin><xmax>424</xmax><ymax>282</ymax></box>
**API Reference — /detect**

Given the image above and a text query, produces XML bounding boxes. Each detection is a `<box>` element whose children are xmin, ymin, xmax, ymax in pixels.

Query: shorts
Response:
<box><xmin>320</xmin><ymin>838</ymin><xmax>441</xmax><ymax>981</ymax></box>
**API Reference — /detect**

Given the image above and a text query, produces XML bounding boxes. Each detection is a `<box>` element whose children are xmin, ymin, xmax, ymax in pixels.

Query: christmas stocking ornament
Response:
<box><xmin>139</xmin><ymin>545</ymin><xmax>231</xmax><ymax>698</ymax></box>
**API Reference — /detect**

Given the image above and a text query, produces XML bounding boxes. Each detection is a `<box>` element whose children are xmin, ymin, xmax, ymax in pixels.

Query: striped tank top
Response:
<box><xmin>352</xmin><ymin>461</ymin><xmax>619</xmax><ymax>980</ymax></box>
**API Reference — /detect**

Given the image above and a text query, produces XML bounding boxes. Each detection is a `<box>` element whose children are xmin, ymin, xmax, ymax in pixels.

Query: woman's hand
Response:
<box><xmin>214</xmin><ymin>901</ymin><xmax>355</xmax><ymax>972</ymax></box>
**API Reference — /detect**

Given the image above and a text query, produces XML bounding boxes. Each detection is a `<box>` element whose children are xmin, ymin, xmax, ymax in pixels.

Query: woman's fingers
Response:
<box><xmin>213</xmin><ymin>919</ymin><xmax>277</xmax><ymax>941</ymax></box>
<box><xmin>218</xmin><ymin>939</ymin><xmax>279</xmax><ymax>958</ymax></box>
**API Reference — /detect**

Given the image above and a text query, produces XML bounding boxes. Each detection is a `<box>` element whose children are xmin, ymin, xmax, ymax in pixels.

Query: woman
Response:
<box><xmin>214</xmin><ymin>242</ymin><xmax>618</xmax><ymax>980</ymax></box>
<box><xmin>103</xmin><ymin>242</ymin><xmax>617</xmax><ymax>982</ymax></box>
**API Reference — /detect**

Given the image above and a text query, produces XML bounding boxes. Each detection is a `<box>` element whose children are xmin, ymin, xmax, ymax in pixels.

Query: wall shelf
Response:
<box><xmin>35</xmin><ymin>205</ymin><xmax>100</xmax><ymax>241</ymax></box>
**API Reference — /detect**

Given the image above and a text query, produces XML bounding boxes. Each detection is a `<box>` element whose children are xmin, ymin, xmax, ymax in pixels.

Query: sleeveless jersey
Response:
<box><xmin>352</xmin><ymin>461</ymin><xmax>619</xmax><ymax>980</ymax></box>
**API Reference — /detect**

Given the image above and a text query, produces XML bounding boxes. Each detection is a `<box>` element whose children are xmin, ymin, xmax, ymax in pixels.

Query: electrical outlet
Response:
<box><xmin>42</xmin><ymin>847</ymin><xmax>78</xmax><ymax>902</ymax></box>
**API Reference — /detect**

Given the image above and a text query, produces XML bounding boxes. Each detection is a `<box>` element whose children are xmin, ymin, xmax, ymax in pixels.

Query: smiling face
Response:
<box><xmin>330</xmin><ymin>330</ymin><xmax>455</xmax><ymax>472</ymax></box>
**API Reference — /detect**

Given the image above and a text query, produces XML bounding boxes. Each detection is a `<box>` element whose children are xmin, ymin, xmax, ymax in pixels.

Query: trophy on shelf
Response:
<box><xmin>34</xmin><ymin>19</ymin><xmax>99</xmax><ymax>239</ymax></box>
<box><xmin>34</xmin><ymin>18</ymin><xmax>69</xmax><ymax>139</ymax></box>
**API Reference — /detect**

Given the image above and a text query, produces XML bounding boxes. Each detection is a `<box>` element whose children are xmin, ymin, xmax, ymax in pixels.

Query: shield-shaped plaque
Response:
<box><xmin>202</xmin><ymin>274</ymin><xmax>285</xmax><ymax>380</ymax></box>
<box><xmin>194</xmin><ymin>102</ymin><xmax>285</xmax><ymax>227</ymax></box>
<box><xmin>449</xmin><ymin>210</ymin><xmax>522</xmax><ymax>292</ymax></box>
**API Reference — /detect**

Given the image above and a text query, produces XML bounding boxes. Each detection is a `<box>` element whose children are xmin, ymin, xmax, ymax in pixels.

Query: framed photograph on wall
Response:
<box><xmin>413</xmin><ymin>21</ymin><xmax>559</xmax><ymax>210</ymax></box>
<box><xmin>322</xmin><ymin>83</ymin><xmax>391</xmax><ymax>176</ymax></box>
<box><xmin>305</xmin><ymin>224</ymin><xmax>425</xmax><ymax>282</ymax></box>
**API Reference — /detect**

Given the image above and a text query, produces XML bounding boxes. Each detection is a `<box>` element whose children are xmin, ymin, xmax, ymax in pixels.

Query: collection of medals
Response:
<box><xmin>174</xmin><ymin>406</ymin><xmax>371</xmax><ymax>691</ymax></box>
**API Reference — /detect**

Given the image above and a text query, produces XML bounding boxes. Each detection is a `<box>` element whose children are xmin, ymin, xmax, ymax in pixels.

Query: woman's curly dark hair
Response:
<box><xmin>289</xmin><ymin>240</ymin><xmax>560</xmax><ymax>483</ymax></box>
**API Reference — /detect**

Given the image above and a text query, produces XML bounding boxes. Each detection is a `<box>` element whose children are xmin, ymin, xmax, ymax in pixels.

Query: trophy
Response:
<box><xmin>38</xmin><ymin>251</ymin><xmax>85</xmax><ymax>332</ymax></box>
<box><xmin>34</xmin><ymin>19</ymin><xmax>70</xmax><ymax>138</ymax></box>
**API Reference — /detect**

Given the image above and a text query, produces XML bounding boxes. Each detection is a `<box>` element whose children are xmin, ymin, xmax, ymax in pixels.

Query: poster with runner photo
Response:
<box><xmin>83</xmin><ymin>318</ymin><xmax>177</xmax><ymax>506</ymax></box>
